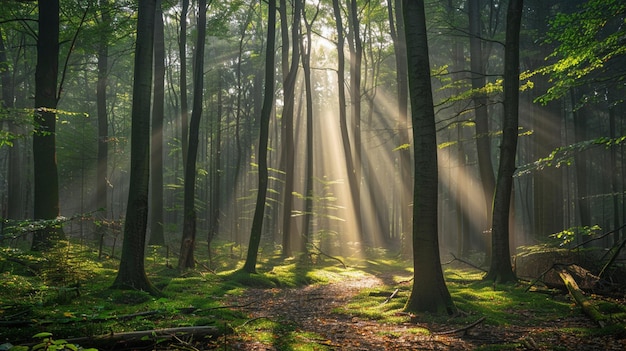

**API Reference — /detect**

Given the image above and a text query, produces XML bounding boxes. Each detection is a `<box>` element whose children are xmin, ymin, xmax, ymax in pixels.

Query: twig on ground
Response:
<box><xmin>433</xmin><ymin>316</ymin><xmax>486</xmax><ymax>335</ymax></box>
<box><xmin>382</xmin><ymin>288</ymin><xmax>399</xmax><ymax>304</ymax></box>
<box><xmin>445</xmin><ymin>253</ymin><xmax>487</xmax><ymax>272</ymax></box>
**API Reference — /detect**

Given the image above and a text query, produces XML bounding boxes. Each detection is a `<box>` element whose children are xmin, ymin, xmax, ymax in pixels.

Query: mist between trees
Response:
<box><xmin>0</xmin><ymin>0</ymin><xmax>625</xmax><ymax>310</ymax></box>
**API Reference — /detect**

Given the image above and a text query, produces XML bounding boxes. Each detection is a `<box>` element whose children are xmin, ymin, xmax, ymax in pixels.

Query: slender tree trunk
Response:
<box><xmin>178</xmin><ymin>0</ymin><xmax>207</xmax><ymax>270</ymax></box>
<box><xmin>300</xmin><ymin>3</ymin><xmax>319</xmax><ymax>251</ymax></box>
<box><xmin>573</xmin><ymin>90</ymin><xmax>591</xmax><ymax>240</ymax></box>
<box><xmin>112</xmin><ymin>0</ymin><xmax>159</xmax><ymax>295</ymax></box>
<box><xmin>388</xmin><ymin>0</ymin><xmax>411</xmax><ymax>254</ymax></box>
<box><xmin>347</xmin><ymin>0</ymin><xmax>363</xmax><ymax>244</ymax></box>
<box><xmin>332</xmin><ymin>0</ymin><xmax>361</xmax><ymax>247</ymax></box>
<box><xmin>32</xmin><ymin>0</ymin><xmax>64</xmax><ymax>250</ymax></box>
<box><xmin>179</xmin><ymin>0</ymin><xmax>189</xmax><ymax>168</ymax></box>
<box><xmin>1</xmin><ymin>28</ymin><xmax>24</xmax><ymax>221</ymax></box>
<box><xmin>149</xmin><ymin>0</ymin><xmax>165</xmax><ymax>246</ymax></box>
<box><xmin>279</xmin><ymin>0</ymin><xmax>301</xmax><ymax>257</ymax></box>
<box><xmin>96</xmin><ymin>0</ymin><xmax>110</xmax><ymax>249</ymax></box>
<box><xmin>484</xmin><ymin>0</ymin><xmax>523</xmax><ymax>284</ymax></box>
<box><xmin>243</xmin><ymin>0</ymin><xmax>276</xmax><ymax>274</ymax></box>
<box><xmin>208</xmin><ymin>70</ymin><xmax>223</xmax><ymax>265</ymax></box>
<box><xmin>469</xmin><ymin>0</ymin><xmax>496</xmax><ymax>257</ymax></box>
<box><xmin>403</xmin><ymin>0</ymin><xmax>456</xmax><ymax>315</ymax></box>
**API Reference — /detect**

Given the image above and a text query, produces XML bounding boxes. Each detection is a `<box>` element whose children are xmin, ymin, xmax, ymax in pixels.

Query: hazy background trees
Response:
<box><xmin>0</xmin><ymin>0</ymin><xmax>624</xmax><ymax>288</ymax></box>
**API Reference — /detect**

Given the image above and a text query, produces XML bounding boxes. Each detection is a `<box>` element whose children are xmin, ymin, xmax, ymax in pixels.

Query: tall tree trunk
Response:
<box><xmin>347</xmin><ymin>0</ymin><xmax>363</xmax><ymax>244</ymax></box>
<box><xmin>1</xmin><ymin>28</ymin><xmax>24</xmax><ymax>221</ymax></box>
<box><xmin>243</xmin><ymin>0</ymin><xmax>276</xmax><ymax>274</ymax></box>
<box><xmin>208</xmin><ymin>70</ymin><xmax>223</xmax><ymax>265</ymax></box>
<box><xmin>96</xmin><ymin>0</ymin><xmax>111</xmax><ymax>250</ymax></box>
<box><xmin>279</xmin><ymin>0</ymin><xmax>301</xmax><ymax>257</ymax></box>
<box><xmin>179</xmin><ymin>0</ymin><xmax>189</xmax><ymax>168</ymax></box>
<box><xmin>178</xmin><ymin>0</ymin><xmax>207</xmax><ymax>270</ymax></box>
<box><xmin>149</xmin><ymin>0</ymin><xmax>165</xmax><ymax>246</ymax></box>
<box><xmin>112</xmin><ymin>0</ymin><xmax>159</xmax><ymax>295</ymax></box>
<box><xmin>332</xmin><ymin>0</ymin><xmax>361</xmax><ymax>247</ymax></box>
<box><xmin>402</xmin><ymin>0</ymin><xmax>456</xmax><ymax>315</ymax></box>
<box><xmin>300</xmin><ymin>3</ymin><xmax>319</xmax><ymax>251</ymax></box>
<box><xmin>469</xmin><ymin>0</ymin><xmax>496</xmax><ymax>256</ymax></box>
<box><xmin>32</xmin><ymin>0</ymin><xmax>64</xmax><ymax>250</ymax></box>
<box><xmin>388</xmin><ymin>0</ymin><xmax>411</xmax><ymax>254</ymax></box>
<box><xmin>573</xmin><ymin>90</ymin><xmax>591</xmax><ymax>240</ymax></box>
<box><xmin>484</xmin><ymin>0</ymin><xmax>523</xmax><ymax>284</ymax></box>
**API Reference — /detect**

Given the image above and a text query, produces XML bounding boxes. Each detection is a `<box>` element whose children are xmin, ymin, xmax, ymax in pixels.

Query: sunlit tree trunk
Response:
<box><xmin>347</xmin><ymin>0</ymin><xmax>363</xmax><ymax>244</ymax></box>
<box><xmin>112</xmin><ymin>0</ymin><xmax>159</xmax><ymax>294</ymax></box>
<box><xmin>149</xmin><ymin>0</ymin><xmax>165</xmax><ymax>246</ymax></box>
<box><xmin>32</xmin><ymin>0</ymin><xmax>65</xmax><ymax>250</ymax></box>
<box><xmin>279</xmin><ymin>0</ymin><xmax>301</xmax><ymax>257</ymax></box>
<box><xmin>387</xmin><ymin>0</ymin><xmax>411</xmax><ymax>254</ymax></box>
<box><xmin>332</xmin><ymin>0</ymin><xmax>361</xmax><ymax>249</ymax></box>
<box><xmin>469</xmin><ymin>0</ymin><xmax>495</xmax><ymax>259</ymax></box>
<box><xmin>402</xmin><ymin>0</ymin><xmax>456</xmax><ymax>315</ymax></box>
<box><xmin>178</xmin><ymin>0</ymin><xmax>207</xmax><ymax>270</ymax></box>
<box><xmin>300</xmin><ymin>3</ymin><xmax>320</xmax><ymax>251</ymax></box>
<box><xmin>243</xmin><ymin>0</ymin><xmax>276</xmax><ymax>274</ymax></box>
<box><xmin>484</xmin><ymin>0</ymin><xmax>523</xmax><ymax>284</ymax></box>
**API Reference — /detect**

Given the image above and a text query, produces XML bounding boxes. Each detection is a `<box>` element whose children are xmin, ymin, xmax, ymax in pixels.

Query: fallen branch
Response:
<box><xmin>556</xmin><ymin>266</ymin><xmax>605</xmax><ymax>327</ymax></box>
<box><xmin>445</xmin><ymin>253</ymin><xmax>487</xmax><ymax>272</ymax></box>
<box><xmin>382</xmin><ymin>288</ymin><xmax>399</xmax><ymax>304</ymax></box>
<box><xmin>598</xmin><ymin>237</ymin><xmax>626</xmax><ymax>278</ymax></box>
<box><xmin>433</xmin><ymin>316</ymin><xmax>486</xmax><ymax>335</ymax></box>
<box><xmin>310</xmin><ymin>243</ymin><xmax>346</xmax><ymax>268</ymax></box>
<box><xmin>20</xmin><ymin>326</ymin><xmax>222</xmax><ymax>349</ymax></box>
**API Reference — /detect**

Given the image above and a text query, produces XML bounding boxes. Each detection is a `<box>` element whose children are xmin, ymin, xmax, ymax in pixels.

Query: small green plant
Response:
<box><xmin>549</xmin><ymin>225</ymin><xmax>601</xmax><ymax>246</ymax></box>
<box><xmin>27</xmin><ymin>332</ymin><xmax>97</xmax><ymax>351</ymax></box>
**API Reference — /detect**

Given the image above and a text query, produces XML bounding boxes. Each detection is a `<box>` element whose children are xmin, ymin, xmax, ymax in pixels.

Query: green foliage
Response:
<box><xmin>549</xmin><ymin>225</ymin><xmax>602</xmax><ymax>246</ymax></box>
<box><xmin>516</xmin><ymin>136</ymin><xmax>626</xmax><ymax>176</ymax></box>
<box><xmin>525</xmin><ymin>0</ymin><xmax>626</xmax><ymax>103</ymax></box>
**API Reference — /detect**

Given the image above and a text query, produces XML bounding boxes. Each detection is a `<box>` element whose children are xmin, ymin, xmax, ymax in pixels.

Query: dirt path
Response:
<box><xmin>218</xmin><ymin>274</ymin><xmax>626</xmax><ymax>350</ymax></box>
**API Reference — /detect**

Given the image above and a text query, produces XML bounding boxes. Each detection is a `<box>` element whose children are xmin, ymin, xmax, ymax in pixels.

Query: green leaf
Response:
<box><xmin>33</xmin><ymin>332</ymin><xmax>53</xmax><ymax>339</ymax></box>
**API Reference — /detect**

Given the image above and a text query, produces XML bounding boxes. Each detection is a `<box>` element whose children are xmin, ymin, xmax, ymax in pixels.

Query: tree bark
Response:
<box><xmin>179</xmin><ymin>0</ymin><xmax>189</xmax><ymax>169</ymax></box>
<box><xmin>484</xmin><ymin>0</ymin><xmax>523</xmax><ymax>284</ymax></box>
<box><xmin>178</xmin><ymin>0</ymin><xmax>208</xmax><ymax>270</ymax></box>
<box><xmin>387</xmin><ymin>0</ymin><xmax>412</xmax><ymax>255</ymax></box>
<box><xmin>347</xmin><ymin>0</ymin><xmax>363</xmax><ymax>244</ymax></box>
<box><xmin>243</xmin><ymin>0</ymin><xmax>276</xmax><ymax>274</ymax></box>
<box><xmin>112</xmin><ymin>0</ymin><xmax>159</xmax><ymax>295</ymax></box>
<box><xmin>402</xmin><ymin>0</ymin><xmax>456</xmax><ymax>315</ymax></box>
<box><xmin>32</xmin><ymin>0</ymin><xmax>64</xmax><ymax>250</ymax></box>
<box><xmin>149</xmin><ymin>0</ymin><xmax>165</xmax><ymax>246</ymax></box>
<box><xmin>332</xmin><ymin>0</ymin><xmax>362</xmax><ymax>248</ymax></box>
<box><xmin>469</xmin><ymin>0</ymin><xmax>496</xmax><ymax>253</ymax></box>
<box><xmin>279</xmin><ymin>0</ymin><xmax>301</xmax><ymax>257</ymax></box>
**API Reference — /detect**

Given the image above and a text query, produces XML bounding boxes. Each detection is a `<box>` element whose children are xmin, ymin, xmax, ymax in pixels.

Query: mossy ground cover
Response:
<box><xmin>1</xmin><ymin>240</ymin><xmax>625</xmax><ymax>350</ymax></box>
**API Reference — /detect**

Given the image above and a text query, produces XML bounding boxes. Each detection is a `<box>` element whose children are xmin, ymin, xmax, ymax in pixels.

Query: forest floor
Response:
<box><xmin>217</xmin><ymin>272</ymin><xmax>626</xmax><ymax>350</ymax></box>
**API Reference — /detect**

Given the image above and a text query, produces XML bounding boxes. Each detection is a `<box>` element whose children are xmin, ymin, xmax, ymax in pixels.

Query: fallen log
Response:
<box><xmin>557</xmin><ymin>267</ymin><xmax>605</xmax><ymax>327</ymax></box>
<box><xmin>49</xmin><ymin>326</ymin><xmax>222</xmax><ymax>349</ymax></box>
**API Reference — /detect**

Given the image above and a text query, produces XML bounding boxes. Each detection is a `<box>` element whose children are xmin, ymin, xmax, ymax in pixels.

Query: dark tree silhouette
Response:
<box><xmin>112</xmin><ymin>0</ymin><xmax>159</xmax><ymax>294</ymax></box>
<box><xmin>32</xmin><ymin>0</ymin><xmax>65</xmax><ymax>250</ymax></box>
<box><xmin>243</xmin><ymin>0</ymin><xmax>276</xmax><ymax>274</ymax></box>
<box><xmin>179</xmin><ymin>0</ymin><xmax>208</xmax><ymax>270</ymax></box>
<box><xmin>402</xmin><ymin>0</ymin><xmax>456</xmax><ymax>315</ymax></box>
<box><xmin>484</xmin><ymin>0</ymin><xmax>523</xmax><ymax>284</ymax></box>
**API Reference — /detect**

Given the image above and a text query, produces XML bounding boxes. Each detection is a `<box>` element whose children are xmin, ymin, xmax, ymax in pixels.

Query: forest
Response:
<box><xmin>1</xmin><ymin>0</ymin><xmax>625</xmax><ymax>349</ymax></box>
